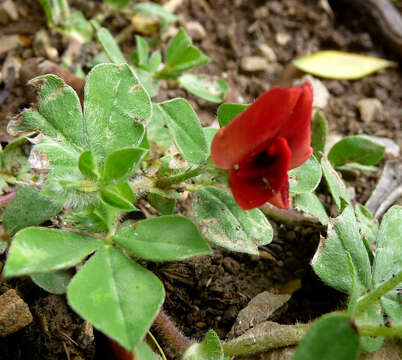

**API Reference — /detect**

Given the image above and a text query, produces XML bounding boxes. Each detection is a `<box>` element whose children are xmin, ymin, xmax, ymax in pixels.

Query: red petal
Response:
<box><xmin>267</xmin><ymin>179</ymin><xmax>290</xmax><ymax>209</ymax></box>
<box><xmin>277</xmin><ymin>82</ymin><xmax>313</xmax><ymax>169</ymax></box>
<box><xmin>229</xmin><ymin>137</ymin><xmax>291</xmax><ymax>210</ymax></box>
<box><xmin>211</xmin><ymin>86</ymin><xmax>301</xmax><ymax>170</ymax></box>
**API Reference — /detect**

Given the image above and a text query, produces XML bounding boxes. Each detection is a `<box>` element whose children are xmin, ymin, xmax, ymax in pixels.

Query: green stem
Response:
<box><xmin>222</xmin><ymin>322</ymin><xmax>310</xmax><ymax>357</ymax></box>
<box><xmin>359</xmin><ymin>324</ymin><xmax>402</xmax><ymax>337</ymax></box>
<box><xmin>156</xmin><ymin>166</ymin><xmax>205</xmax><ymax>189</ymax></box>
<box><xmin>355</xmin><ymin>270</ymin><xmax>402</xmax><ymax>314</ymax></box>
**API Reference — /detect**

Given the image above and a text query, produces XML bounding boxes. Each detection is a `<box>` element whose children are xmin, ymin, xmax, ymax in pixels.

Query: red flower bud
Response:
<box><xmin>211</xmin><ymin>82</ymin><xmax>313</xmax><ymax>210</ymax></box>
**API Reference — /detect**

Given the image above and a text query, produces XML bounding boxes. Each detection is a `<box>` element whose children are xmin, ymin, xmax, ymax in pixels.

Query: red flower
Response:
<box><xmin>211</xmin><ymin>82</ymin><xmax>313</xmax><ymax>210</ymax></box>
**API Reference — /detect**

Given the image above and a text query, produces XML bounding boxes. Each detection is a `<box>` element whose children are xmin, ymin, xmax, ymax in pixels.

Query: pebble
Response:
<box><xmin>0</xmin><ymin>289</ymin><xmax>33</xmax><ymax>337</ymax></box>
<box><xmin>257</xmin><ymin>43</ymin><xmax>277</xmax><ymax>62</ymax></box>
<box><xmin>357</xmin><ymin>98</ymin><xmax>383</xmax><ymax>123</ymax></box>
<box><xmin>2</xmin><ymin>54</ymin><xmax>21</xmax><ymax>83</ymax></box>
<box><xmin>240</xmin><ymin>56</ymin><xmax>268</xmax><ymax>72</ymax></box>
<box><xmin>2</xmin><ymin>0</ymin><xmax>18</xmax><ymax>21</ymax></box>
<box><xmin>33</xmin><ymin>30</ymin><xmax>59</xmax><ymax>62</ymax></box>
<box><xmin>253</xmin><ymin>6</ymin><xmax>269</xmax><ymax>19</ymax></box>
<box><xmin>275</xmin><ymin>32</ymin><xmax>291</xmax><ymax>46</ymax></box>
<box><xmin>185</xmin><ymin>21</ymin><xmax>206</xmax><ymax>40</ymax></box>
<box><xmin>0</xmin><ymin>35</ymin><xmax>30</xmax><ymax>56</ymax></box>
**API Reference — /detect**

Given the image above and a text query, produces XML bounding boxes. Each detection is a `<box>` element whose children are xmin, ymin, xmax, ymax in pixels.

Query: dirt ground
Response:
<box><xmin>0</xmin><ymin>0</ymin><xmax>401</xmax><ymax>359</ymax></box>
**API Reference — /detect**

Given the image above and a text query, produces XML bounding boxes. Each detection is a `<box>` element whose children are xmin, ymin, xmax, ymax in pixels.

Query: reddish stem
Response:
<box><xmin>0</xmin><ymin>191</ymin><xmax>17</xmax><ymax>207</ymax></box>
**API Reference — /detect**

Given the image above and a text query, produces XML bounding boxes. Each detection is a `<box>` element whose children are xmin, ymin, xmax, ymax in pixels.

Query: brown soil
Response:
<box><xmin>0</xmin><ymin>0</ymin><xmax>401</xmax><ymax>359</ymax></box>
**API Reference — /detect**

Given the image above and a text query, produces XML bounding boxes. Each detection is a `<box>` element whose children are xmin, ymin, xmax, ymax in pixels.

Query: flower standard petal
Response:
<box><xmin>211</xmin><ymin>86</ymin><xmax>301</xmax><ymax>170</ymax></box>
<box><xmin>277</xmin><ymin>82</ymin><xmax>314</xmax><ymax>169</ymax></box>
<box><xmin>229</xmin><ymin>137</ymin><xmax>291</xmax><ymax>210</ymax></box>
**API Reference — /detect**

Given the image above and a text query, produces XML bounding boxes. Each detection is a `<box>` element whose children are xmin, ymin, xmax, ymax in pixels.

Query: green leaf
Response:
<box><xmin>193</xmin><ymin>186</ymin><xmax>273</xmax><ymax>255</ymax></box>
<box><xmin>3</xmin><ymin>187</ymin><xmax>63</xmax><ymax>236</ymax></box>
<box><xmin>293</xmin><ymin>50</ymin><xmax>396</xmax><ymax>80</ymax></box>
<box><xmin>311</xmin><ymin>112</ymin><xmax>328</xmax><ymax>158</ymax></box>
<box><xmin>134</xmin><ymin>35</ymin><xmax>149</xmax><ymax>68</ymax></box>
<box><xmin>67</xmin><ymin>246</ymin><xmax>165</xmax><ymax>351</ymax></box>
<box><xmin>65</xmin><ymin>202</ymin><xmax>117</xmax><ymax>233</ymax></box>
<box><xmin>372</xmin><ymin>205</ymin><xmax>402</xmax><ymax>324</ymax></box>
<box><xmin>104</xmin><ymin>0</ymin><xmax>130</xmax><ymax>9</ymax></box>
<box><xmin>147</xmin><ymin>51</ymin><xmax>162</xmax><ymax>72</ymax></box>
<box><xmin>135</xmin><ymin>68</ymin><xmax>159</xmax><ymax>97</ymax></box>
<box><xmin>31</xmin><ymin>269</ymin><xmax>73</xmax><ymax>295</ymax></box>
<box><xmin>183</xmin><ymin>330</ymin><xmax>224</xmax><ymax>360</ymax></box>
<box><xmin>3</xmin><ymin>228</ymin><xmax>103</xmax><ymax>277</ymax></box>
<box><xmin>159</xmin><ymin>99</ymin><xmax>208</xmax><ymax>164</ymax></box>
<box><xmin>61</xmin><ymin>11</ymin><xmax>93</xmax><ymax>43</ymax></box>
<box><xmin>295</xmin><ymin>192</ymin><xmax>329</xmax><ymax>225</ymax></box>
<box><xmin>114</xmin><ymin>216</ymin><xmax>212</xmax><ymax>261</ymax></box>
<box><xmin>14</xmin><ymin>75</ymin><xmax>85</xmax><ymax>147</ymax></box>
<box><xmin>79</xmin><ymin>150</ymin><xmax>99</xmax><ymax>179</ymax></box>
<box><xmin>159</xmin><ymin>28</ymin><xmax>210</xmax><ymax>77</ymax></box>
<box><xmin>84</xmin><ymin>63</ymin><xmax>152</xmax><ymax>159</ymax></box>
<box><xmin>102</xmin><ymin>147</ymin><xmax>147</xmax><ymax>184</ymax></box>
<box><xmin>289</xmin><ymin>155</ymin><xmax>322</xmax><ymax>194</ymax></box>
<box><xmin>203</xmin><ymin>128</ymin><xmax>219</xmax><ymax>154</ymax></box>
<box><xmin>293</xmin><ymin>314</ymin><xmax>359</xmax><ymax>360</ymax></box>
<box><xmin>328</xmin><ymin>136</ymin><xmax>385</xmax><ymax>167</ymax></box>
<box><xmin>147</xmin><ymin>103</ymin><xmax>173</xmax><ymax>151</ymax></box>
<box><xmin>355</xmin><ymin>303</ymin><xmax>384</xmax><ymax>353</ymax></box>
<box><xmin>94</xmin><ymin>26</ymin><xmax>126</xmax><ymax>64</ymax></box>
<box><xmin>311</xmin><ymin>205</ymin><xmax>371</xmax><ymax>295</ymax></box>
<box><xmin>133</xmin><ymin>3</ymin><xmax>177</xmax><ymax>25</ymax></box>
<box><xmin>133</xmin><ymin>342</ymin><xmax>158</xmax><ymax>360</ymax></box>
<box><xmin>147</xmin><ymin>191</ymin><xmax>176</xmax><ymax>215</ymax></box>
<box><xmin>217</xmin><ymin>103</ymin><xmax>249</xmax><ymax>127</ymax></box>
<box><xmin>355</xmin><ymin>204</ymin><xmax>378</xmax><ymax>246</ymax></box>
<box><xmin>321</xmin><ymin>156</ymin><xmax>350</xmax><ymax>211</ymax></box>
<box><xmin>178</xmin><ymin>74</ymin><xmax>229</xmax><ymax>103</ymax></box>
<box><xmin>100</xmin><ymin>187</ymin><xmax>136</xmax><ymax>212</ymax></box>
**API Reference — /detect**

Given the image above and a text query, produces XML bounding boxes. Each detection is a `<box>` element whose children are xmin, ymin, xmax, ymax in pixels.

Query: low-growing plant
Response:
<box><xmin>1</xmin><ymin>1</ymin><xmax>401</xmax><ymax>359</ymax></box>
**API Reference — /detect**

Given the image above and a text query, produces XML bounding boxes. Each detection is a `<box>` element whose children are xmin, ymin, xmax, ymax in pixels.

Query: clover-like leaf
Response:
<box><xmin>102</xmin><ymin>147</ymin><xmax>147</xmax><ymax>184</ymax></box>
<box><xmin>84</xmin><ymin>63</ymin><xmax>152</xmax><ymax>160</ymax></box>
<box><xmin>372</xmin><ymin>205</ymin><xmax>402</xmax><ymax>324</ymax></box>
<box><xmin>289</xmin><ymin>155</ymin><xmax>322</xmax><ymax>194</ymax></box>
<box><xmin>179</xmin><ymin>74</ymin><xmax>229</xmax><ymax>103</ymax></box>
<box><xmin>193</xmin><ymin>186</ymin><xmax>273</xmax><ymax>255</ymax></box>
<box><xmin>158</xmin><ymin>28</ymin><xmax>210</xmax><ymax>77</ymax></box>
<box><xmin>159</xmin><ymin>98</ymin><xmax>208</xmax><ymax>164</ymax></box>
<box><xmin>114</xmin><ymin>216</ymin><xmax>212</xmax><ymax>261</ymax></box>
<box><xmin>312</xmin><ymin>205</ymin><xmax>371</xmax><ymax>295</ymax></box>
<box><xmin>217</xmin><ymin>103</ymin><xmax>249</xmax><ymax>127</ymax></box>
<box><xmin>183</xmin><ymin>330</ymin><xmax>224</xmax><ymax>360</ymax></box>
<box><xmin>3</xmin><ymin>228</ymin><xmax>103</xmax><ymax>277</ymax></box>
<box><xmin>67</xmin><ymin>246</ymin><xmax>165</xmax><ymax>351</ymax></box>
<box><xmin>328</xmin><ymin>136</ymin><xmax>385</xmax><ymax>168</ymax></box>
<box><xmin>295</xmin><ymin>192</ymin><xmax>329</xmax><ymax>225</ymax></box>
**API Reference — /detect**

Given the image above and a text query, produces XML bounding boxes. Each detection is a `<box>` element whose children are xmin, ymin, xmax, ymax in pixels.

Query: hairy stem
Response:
<box><xmin>359</xmin><ymin>324</ymin><xmax>402</xmax><ymax>337</ymax></box>
<box><xmin>222</xmin><ymin>322</ymin><xmax>310</xmax><ymax>357</ymax></box>
<box><xmin>156</xmin><ymin>166</ymin><xmax>205</xmax><ymax>189</ymax></box>
<box><xmin>355</xmin><ymin>270</ymin><xmax>402</xmax><ymax>314</ymax></box>
<box><xmin>153</xmin><ymin>310</ymin><xmax>192</xmax><ymax>357</ymax></box>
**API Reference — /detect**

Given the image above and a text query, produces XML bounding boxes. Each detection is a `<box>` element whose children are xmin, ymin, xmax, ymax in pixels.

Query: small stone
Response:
<box><xmin>33</xmin><ymin>30</ymin><xmax>59</xmax><ymax>62</ymax></box>
<box><xmin>295</xmin><ymin>75</ymin><xmax>329</xmax><ymax>109</ymax></box>
<box><xmin>2</xmin><ymin>0</ymin><xmax>19</xmax><ymax>21</ymax></box>
<box><xmin>357</xmin><ymin>98</ymin><xmax>383</xmax><ymax>123</ymax></box>
<box><xmin>275</xmin><ymin>32</ymin><xmax>291</xmax><ymax>46</ymax></box>
<box><xmin>185</xmin><ymin>21</ymin><xmax>206</xmax><ymax>41</ymax></box>
<box><xmin>253</xmin><ymin>6</ymin><xmax>269</xmax><ymax>19</ymax></box>
<box><xmin>0</xmin><ymin>289</ymin><xmax>33</xmax><ymax>337</ymax></box>
<box><xmin>0</xmin><ymin>35</ymin><xmax>30</xmax><ymax>56</ymax></box>
<box><xmin>2</xmin><ymin>55</ymin><xmax>21</xmax><ymax>83</ymax></box>
<box><xmin>240</xmin><ymin>56</ymin><xmax>268</xmax><ymax>72</ymax></box>
<box><xmin>257</xmin><ymin>43</ymin><xmax>277</xmax><ymax>62</ymax></box>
